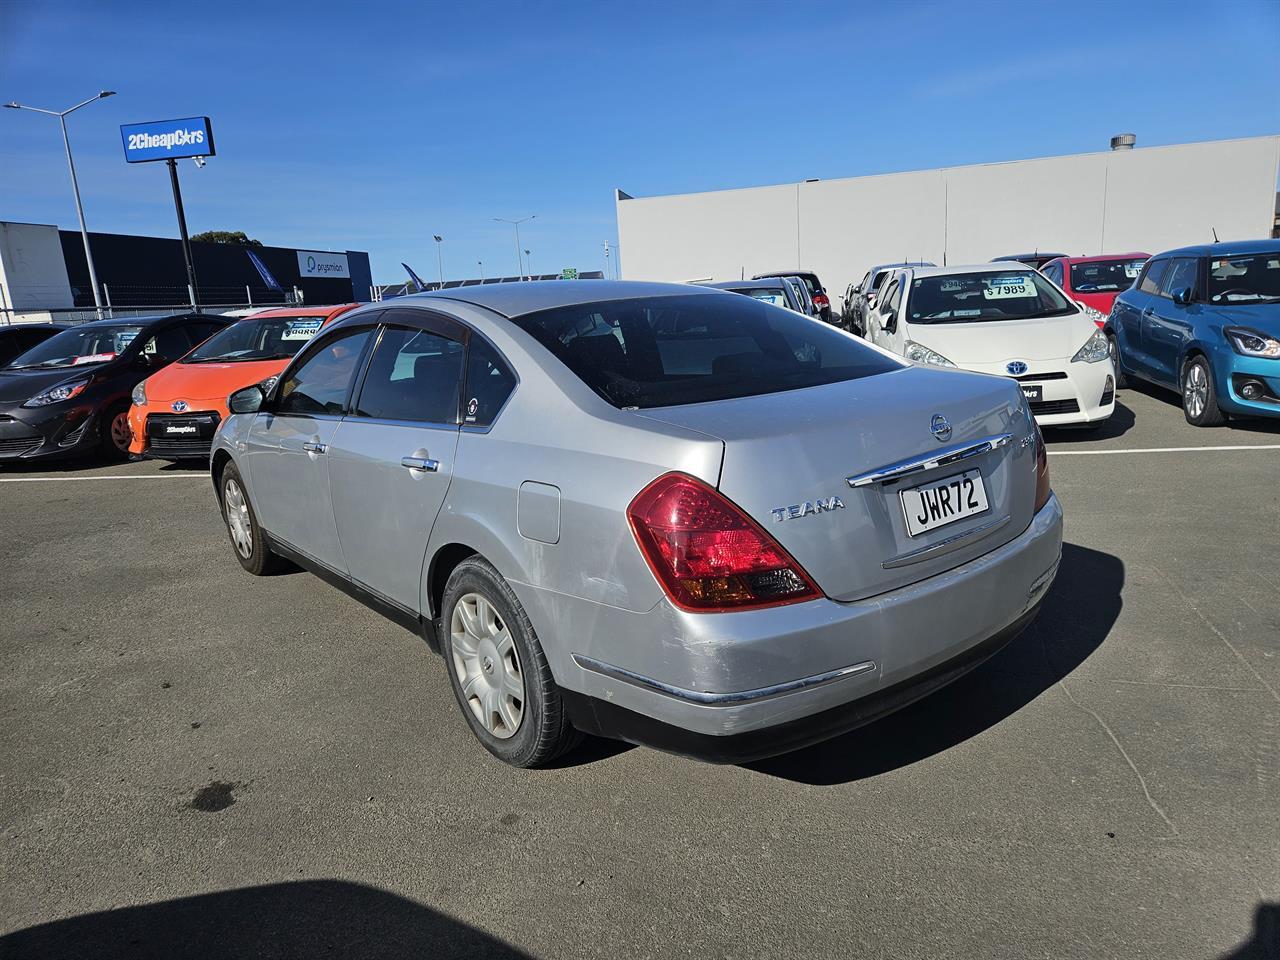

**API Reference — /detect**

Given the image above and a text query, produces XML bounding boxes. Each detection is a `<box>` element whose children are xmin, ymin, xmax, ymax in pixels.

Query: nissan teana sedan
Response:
<box><xmin>211</xmin><ymin>281</ymin><xmax>1062</xmax><ymax>767</ymax></box>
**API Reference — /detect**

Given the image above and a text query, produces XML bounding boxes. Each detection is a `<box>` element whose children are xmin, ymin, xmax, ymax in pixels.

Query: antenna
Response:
<box><xmin>1212</xmin><ymin>227</ymin><xmax>1220</xmax><ymax>243</ymax></box>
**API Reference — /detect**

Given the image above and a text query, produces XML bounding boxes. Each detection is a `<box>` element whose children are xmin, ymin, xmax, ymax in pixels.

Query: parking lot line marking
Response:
<box><xmin>0</xmin><ymin>474</ymin><xmax>207</xmax><ymax>483</ymax></box>
<box><xmin>1049</xmin><ymin>444</ymin><xmax>1280</xmax><ymax>457</ymax></box>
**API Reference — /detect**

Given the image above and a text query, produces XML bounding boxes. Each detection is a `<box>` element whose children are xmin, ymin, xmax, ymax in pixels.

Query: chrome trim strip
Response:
<box><xmin>882</xmin><ymin>514</ymin><xmax>1011</xmax><ymax>569</ymax></box>
<box><xmin>571</xmin><ymin>654</ymin><xmax>877</xmax><ymax>705</ymax></box>
<box><xmin>847</xmin><ymin>433</ymin><xmax>1013</xmax><ymax>488</ymax></box>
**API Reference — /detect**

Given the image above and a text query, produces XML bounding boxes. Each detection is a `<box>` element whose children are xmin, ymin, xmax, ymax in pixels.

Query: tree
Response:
<box><xmin>191</xmin><ymin>230</ymin><xmax>263</xmax><ymax>247</ymax></box>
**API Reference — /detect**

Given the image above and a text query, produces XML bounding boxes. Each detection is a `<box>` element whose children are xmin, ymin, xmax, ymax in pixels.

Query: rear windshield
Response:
<box><xmin>511</xmin><ymin>293</ymin><xmax>898</xmax><ymax>409</ymax></box>
<box><xmin>185</xmin><ymin>315</ymin><xmax>327</xmax><ymax>363</ymax></box>
<box><xmin>907</xmin><ymin>271</ymin><xmax>1076</xmax><ymax>324</ymax></box>
<box><xmin>8</xmin><ymin>324</ymin><xmax>143</xmax><ymax>369</ymax></box>
<box><xmin>1070</xmin><ymin>259</ymin><xmax>1145</xmax><ymax>293</ymax></box>
<box><xmin>1206</xmin><ymin>254</ymin><xmax>1280</xmax><ymax>304</ymax></box>
<box><xmin>723</xmin><ymin>286</ymin><xmax>791</xmax><ymax>309</ymax></box>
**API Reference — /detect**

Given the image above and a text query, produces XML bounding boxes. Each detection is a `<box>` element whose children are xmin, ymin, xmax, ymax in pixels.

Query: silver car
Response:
<box><xmin>211</xmin><ymin>281</ymin><xmax>1062</xmax><ymax>768</ymax></box>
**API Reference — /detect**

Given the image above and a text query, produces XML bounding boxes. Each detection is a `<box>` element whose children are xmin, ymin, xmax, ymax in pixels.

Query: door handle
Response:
<box><xmin>302</xmin><ymin>440</ymin><xmax>327</xmax><ymax>454</ymax></box>
<box><xmin>401</xmin><ymin>455</ymin><xmax>440</xmax><ymax>472</ymax></box>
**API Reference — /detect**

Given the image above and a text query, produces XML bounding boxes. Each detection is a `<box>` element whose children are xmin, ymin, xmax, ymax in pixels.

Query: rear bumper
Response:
<box><xmin>548</xmin><ymin>493</ymin><xmax>1063</xmax><ymax>761</ymax></box>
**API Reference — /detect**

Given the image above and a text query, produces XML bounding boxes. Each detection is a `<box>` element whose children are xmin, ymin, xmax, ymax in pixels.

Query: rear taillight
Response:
<box><xmin>813</xmin><ymin>293</ymin><xmax>830</xmax><ymax>309</ymax></box>
<box><xmin>1033</xmin><ymin>422</ymin><xmax>1051</xmax><ymax>512</ymax></box>
<box><xmin>627</xmin><ymin>473</ymin><xmax>821</xmax><ymax>612</ymax></box>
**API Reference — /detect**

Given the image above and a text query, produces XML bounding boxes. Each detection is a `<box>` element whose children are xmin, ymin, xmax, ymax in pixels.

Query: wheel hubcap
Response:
<box><xmin>224</xmin><ymin>479</ymin><xmax>253</xmax><ymax>559</ymax></box>
<box><xmin>450</xmin><ymin>592</ymin><xmax>524</xmax><ymax>739</ymax></box>
<box><xmin>1184</xmin><ymin>364</ymin><xmax>1207</xmax><ymax>418</ymax></box>
<box><xmin>110</xmin><ymin>411</ymin><xmax>131</xmax><ymax>451</ymax></box>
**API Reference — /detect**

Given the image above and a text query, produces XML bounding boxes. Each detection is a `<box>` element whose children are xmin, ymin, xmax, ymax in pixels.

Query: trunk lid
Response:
<box><xmin>637</xmin><ymin>365</ymin><xmax>1038</xmax><ymax>602</ymax></box>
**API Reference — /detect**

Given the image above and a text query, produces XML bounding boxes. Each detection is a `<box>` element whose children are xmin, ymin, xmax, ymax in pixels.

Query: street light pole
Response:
<box><xmin>433</xmin><ymin>234</ymin><xmax>444</xmax><ymax>289</ymax></box>
<box><xmin>524</xmin><ymin>249</ymin><xmax>532</xmax><ymax>279</ymax></box>
<box><xmin>477</xmin><ymin>261</ymin><xmax>485</xmax><ymax>281</ymax></box>
<box><xmin>4</xmin><ymin>91</ymin><xmax>116</xmax><ymax>318</ymax></box>
<box><xmin>493</xmin><ymin>215</ymin><xmax>535</xmax><ymax>280</ymax></box>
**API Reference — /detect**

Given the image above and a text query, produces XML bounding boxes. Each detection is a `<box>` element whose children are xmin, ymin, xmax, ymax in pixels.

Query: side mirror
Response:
<box><xmin>1172</xmin><ymin>287</ymin><xmax>1192</xmax><ymax>306</ymax></box>
<box><xmin>228</xmin><ymin>384</ymin><xmax>265</xmax><ymax>415</ymax></box>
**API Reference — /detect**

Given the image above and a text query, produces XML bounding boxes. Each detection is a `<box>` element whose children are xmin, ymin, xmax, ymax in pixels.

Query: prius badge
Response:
<box><xmin>772</xmin><ymin>497</ymin><xmax>844</xmax><ymax>522</ymax></box>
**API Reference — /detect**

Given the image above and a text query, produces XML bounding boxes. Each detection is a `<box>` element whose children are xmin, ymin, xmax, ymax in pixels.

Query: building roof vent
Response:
<box><xmin>1110</xmin><ymin>133</ymin><xmax>1136</xmax><ymax>151</ymax></box>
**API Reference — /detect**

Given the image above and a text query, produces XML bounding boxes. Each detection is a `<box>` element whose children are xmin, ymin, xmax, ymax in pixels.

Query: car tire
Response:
<box><xmin>98</xmin><ymin>401</ymin><xmax>133</xmax><ymax>460</ymax></box>
<box><xmin>1106</xmin><ymin>334</ymin><xmax>1127</xmax><ymax>389</ymax></box>
<box><xmin>441</xmin><ymin>556</ymin><xmax>581</xmax><ymax>768</ymax></box>
<box><xmin>1181</xmin><ymin>355</ymin><xmax>1226</xmax><ymax>427</ymax></box>
<box><xmin>219</xmin><ymin>462</ymin><xmax>282</xmax><ymax>575</ymax></box>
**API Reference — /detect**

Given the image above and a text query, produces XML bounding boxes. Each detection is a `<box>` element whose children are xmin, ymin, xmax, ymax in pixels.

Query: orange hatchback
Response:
<box><xmin>128</xmin><ymin>304</ymin><xmax>358</xmax><ymax>461</ymax></box>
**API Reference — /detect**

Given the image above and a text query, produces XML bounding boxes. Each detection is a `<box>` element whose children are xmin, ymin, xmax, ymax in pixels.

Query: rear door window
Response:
<box><xmin>462</xmin><ymin>337</ymin><xmax>516</xmax><ymax>427</ymax></box>
<box><xmin>511</xmin><ymin>293</ymin><xmax>898</xmax><ymax>409</ymax></box>
<box><xmin>354</xmin><ymin>326</ymin><xmax>463</xmax><ymax>424</ymax></box>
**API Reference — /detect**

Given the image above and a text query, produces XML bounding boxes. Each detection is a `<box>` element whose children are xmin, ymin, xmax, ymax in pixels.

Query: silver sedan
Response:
<box><xmin>211</xmin><ymin>280</ymin><xmax>1062</xmax><ymax>767</ymax></box>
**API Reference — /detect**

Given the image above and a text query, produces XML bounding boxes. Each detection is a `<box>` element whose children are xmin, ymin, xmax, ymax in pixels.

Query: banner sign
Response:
<box><xmin>298</xmin><ymin>250</ymin><xmax>350</xmax><ymax>278</ymax></box>
<box><xmin>120</xmin><ymin>117</ymin><xmax>215</xmax><ymax>163</ymax></box>
<box><xmin>246</xmin><ymin>250</ymin><xmax>283</xmax><ymax>292</ymax></box>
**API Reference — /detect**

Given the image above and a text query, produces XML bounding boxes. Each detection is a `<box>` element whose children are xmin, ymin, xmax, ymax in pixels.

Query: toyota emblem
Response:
<box><xmin>930</xmin><ymin>414</ymin><xmax>952</xmax><ymax>442</ymax></box>
<box><xmin>171</xmin><ymin>400</ymin><xmax>189</xmax><ymax>413</ymax></box>
<box><xmin>1006</xmin><ymin>361</ymin><xmax>1028</xmax><ymax>376</ymax></box>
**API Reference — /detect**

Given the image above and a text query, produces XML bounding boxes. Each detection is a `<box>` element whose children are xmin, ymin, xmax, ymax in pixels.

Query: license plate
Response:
<box><xmin>900</xmin><ymin>469</ymin><xmax>989</xmax><ymax>537</ymax></box>
<box><xmin>1021</xmin><ymin>384</ymin><xmax>1042</xmax><ymax>402</ymax></box>
<box><xmin>164</xmin><ymin>424</ymin><xmax>199</xmax><ymax>435</ymax></box>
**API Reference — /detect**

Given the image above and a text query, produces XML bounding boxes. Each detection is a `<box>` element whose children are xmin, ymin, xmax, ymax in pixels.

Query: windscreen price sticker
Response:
<box><xmin>984</xmin><ymin>276</ymin><xmax>1034</xmax><ymax>299</ymax></box>
<box><xmin>282</xmin><ymin>319</ymin><xmax>323</xmax><ymax>340</ymax></box>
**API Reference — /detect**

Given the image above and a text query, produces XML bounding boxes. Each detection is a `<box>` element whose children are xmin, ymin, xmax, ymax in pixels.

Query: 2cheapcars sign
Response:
<box><xmin>120</xmin><ymin>117</ymin><xmax>215</xmax><ymax>163</ymax></box>
<box><xmin>297</xmin><ymin>251</ymin><xmax>350</xmax><ymax>278</ymax></box>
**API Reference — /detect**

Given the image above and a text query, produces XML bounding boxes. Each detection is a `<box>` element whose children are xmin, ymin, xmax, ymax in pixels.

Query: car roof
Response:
<box><xmin>2</xmin><ymin>322</ymin><xmax>67</xmax><ymax>332</ymax></box>
<box><xmin>752</xmin><ymin>270</ymin><xmax>819</xmax><ymax>278</ymax></box>
<box><xmin>907</xmin><ymin>263</ymin><xmax>1043</xmax><ymax>278</ymax></box>
<box><xmin>385</xmin><ymin>279</ymin><xmax>721</xmax><ymax>319</ymax></box>
<box><xmin>1149</xmin><ymin>239</ymin><xmax>1280</xmax><ymax>259</ymax></box>
<box><xmin>1051</xmin><ymin>252</ymin><xmax>1150</xmax><ymax>264</ymax></box>
<box><xmin>705</xmin><ymin>279</ymin><xmax>786</xmax><ymax>289</ymax></box>
<box><xmin>245</xmin><ymin>303</ymin><xmax>358</xmax><ymax>320</ymax></box>
<box><xmin>991</xmin><ymin>253</ymin><xmax>1068</xmax><ymax>261</ymax></box>
<box><xmin>72</xmin><ymin>312</ymin><xmax>206</xmax><ymax>328</ymax></box>
<box><xmin>870</xmin><ymin>262</ymin><xmax>935</xmax><ymax>272</ymax></box>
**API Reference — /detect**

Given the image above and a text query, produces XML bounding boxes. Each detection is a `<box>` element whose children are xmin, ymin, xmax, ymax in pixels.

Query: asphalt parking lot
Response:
<box><xmin>1</xmin><ymin>382</ymin><xmax>1278</xmax><ymax>960</ymax></box>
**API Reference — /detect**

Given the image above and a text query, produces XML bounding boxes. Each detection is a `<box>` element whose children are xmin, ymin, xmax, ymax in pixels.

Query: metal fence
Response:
<box><xmin>0</xmin><ymin>282</ymin><xmax>307</xmax><ymax>325</ymax></box>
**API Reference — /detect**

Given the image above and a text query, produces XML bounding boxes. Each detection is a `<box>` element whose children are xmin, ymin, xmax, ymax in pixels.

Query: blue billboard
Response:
<box><xmin>120</xmin><ymin>117</ymin><xmax>215</xmax><ymax>163</ymax></box>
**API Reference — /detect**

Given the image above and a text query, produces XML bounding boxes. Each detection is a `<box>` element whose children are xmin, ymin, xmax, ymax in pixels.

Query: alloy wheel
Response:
<box><xmin>1184</xmin><ymin>363</ymin><xmax>1208</xmax><ymax>420</ymax></box>
<box><xmin>450</xmin><ymin>592</ymin><xmax>525</xmax><ymax>739</ymax></box>
<box><xmin>110</xmin><ymin>411</ymin><xmax>132</xmax><ymax>452</ymax></box>
<box><xmin>223</xmin><ymin>478</ymin><xmax>253</xmax><ymax>559</ymax></box>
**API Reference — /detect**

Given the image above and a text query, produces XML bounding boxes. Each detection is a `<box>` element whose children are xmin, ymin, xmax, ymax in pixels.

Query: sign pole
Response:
<box><xmin>167</xmin><ymin>158</ymin><xmax>200</xmax><ymax>311</ymax></box>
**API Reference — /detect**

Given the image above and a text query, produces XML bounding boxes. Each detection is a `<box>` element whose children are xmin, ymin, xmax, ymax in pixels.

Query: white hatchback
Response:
<box><xmin>865</xmin><ymin>263</ymin><xmax>1116</xmax><ymax>427</ymax></box>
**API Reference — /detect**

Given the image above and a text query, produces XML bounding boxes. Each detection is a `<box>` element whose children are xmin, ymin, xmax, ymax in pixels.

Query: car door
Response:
<box><xmin>1144</xmin><ymin>257</ymin><xmax>1199</xmax><ymax>386</ymax></box>
<box><xmin>326</xmin><ymin>311</ymin><xmax>465</xmax><ymax>612</ymax></box>
<box><xmin>1115</xmin><ymin>257</ymin><xmax>1168</xmax><ymax>380</ymax></box>
<box><xmin>867</xmin><ymin>275</ymin><xmax>901</xmax><ymax>348</ymax></box>
<box><xmin>244</xmin><ymin>324</ymin><xmax>376</xmax><ymax>571</ymax></box>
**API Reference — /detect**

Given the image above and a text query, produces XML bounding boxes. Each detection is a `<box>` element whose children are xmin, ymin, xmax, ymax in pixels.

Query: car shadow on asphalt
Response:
<box><xmin>1120</xmin><ymin>381</ymin><xmax>1280</xmax><ymax>435</ymax></box>
<box><xmin>746</xmin><ymin>542</ymin><xmax>1122</xmax><ymax>786</ymax></box>
<box><xmin>1219</xmin><ymin>903</ymin><xmax>1280</xmax><ymax>959</ymax></box>
<box><xmin>0</xmin><ymin>880</ymin><xmax>531</xmax><ymax>960</ymax></box>
<box><xmin>1041</xmin><ymin>399</ymin><xmax>1136</xmax><ymax>444</ymax></box>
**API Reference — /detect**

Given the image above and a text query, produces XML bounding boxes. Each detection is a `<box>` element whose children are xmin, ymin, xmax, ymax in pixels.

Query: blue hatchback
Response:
<box><xmin>1106</xmin><ymin>240</ymin><xmax>1280</xmax><ymax>426</ymax></box>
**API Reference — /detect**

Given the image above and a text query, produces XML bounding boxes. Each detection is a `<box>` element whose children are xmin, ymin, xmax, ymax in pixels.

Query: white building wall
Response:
<box><xmin>617</xmin><ymin>136</ymin><xmax>1280</xmax><ymax>304</ymax></box>
<box><xmin>0</xmin><ymin>221</ymin><xmax>73</xmax><ymax>313</ymax></box>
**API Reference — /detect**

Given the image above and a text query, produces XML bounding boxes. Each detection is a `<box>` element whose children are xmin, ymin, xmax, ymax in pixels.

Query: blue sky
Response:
<box><xmin>2</xmin><ymin>0</ymin><xmax>1277</xmax><ymax>285</ymax></box>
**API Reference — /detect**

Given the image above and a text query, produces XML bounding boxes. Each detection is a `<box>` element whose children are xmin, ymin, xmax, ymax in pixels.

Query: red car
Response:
<box><xmin>1040</xmin><ymin>253</ymin><xmax>1150</xmax><ymax>327</ymax></box>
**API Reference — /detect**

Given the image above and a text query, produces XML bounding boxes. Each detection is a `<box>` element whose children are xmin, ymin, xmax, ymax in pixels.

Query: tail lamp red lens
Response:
<box><xmin>1033</xmin><ymin>422</ymin><xmax>1051</xmax><ymax>512</ymax></box>
<box><xmin>813</xmin><ymin>293</ymin><xmax>830</xmax><ymax>309</ymax></box>
<box><xmin>627</xmin><ymin>473</ymin><xmax>821</xmax><ymax>612</ymax></box>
